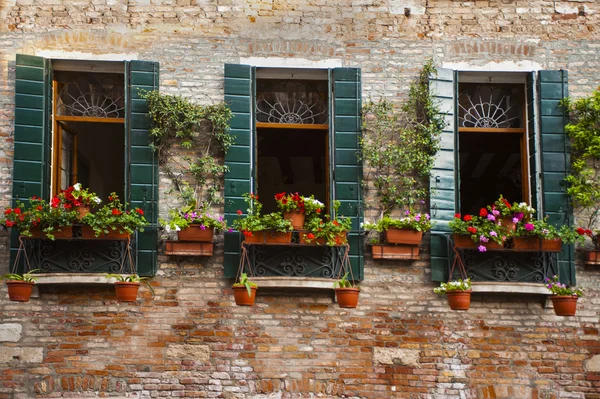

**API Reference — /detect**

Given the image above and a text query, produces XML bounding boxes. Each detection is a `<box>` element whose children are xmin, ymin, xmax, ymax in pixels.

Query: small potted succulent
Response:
<box><xmin>82</xmin><ymin>193</ymin><xmax>147</xmax><ymax>238</ymax></box>
<box><xmin>233</xmin><ymin>193</ymin><xmax>293</xmax><ymax>243</ymax></box>
<box><xmin>545</xmin><ymin>275</ymin><xmax>583</xmax><ymax>316</ymax></box>
<box><xmin>2</xmin><ymin>269</ymin><xmax>40</xmax><ymax>302</ymax></box>
<box><xmin>232</xmin><ymin>273</ymin><xmax>257</xmax><ymax>306</ymax></box>
<box><xmin>434</xmin><ymin>278</ymin><xmax>472</xmax><ymax>311</ymax></box>
<box><xmin>106</xmin><ymin>274</ymin><xmax>153</xmax><ymax>302</ymax></box>
<box><xmin>333</xmin><ymin>272</ymin><xmax>360</xmax><ymax>308</ymax></box>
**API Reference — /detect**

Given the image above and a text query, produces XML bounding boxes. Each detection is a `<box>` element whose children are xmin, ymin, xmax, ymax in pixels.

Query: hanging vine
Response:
<box><xmin>140</xmin><ymin>90</ymin><xmax>234</xmax><ymax>211</ymax></box>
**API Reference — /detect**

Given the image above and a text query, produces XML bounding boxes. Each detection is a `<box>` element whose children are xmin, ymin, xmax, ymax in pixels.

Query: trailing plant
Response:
<box><xmin>2</xmin><ymin>269</ymin><xmax>41</xmax><ymax>283</ymax></box>
<box><xmin>141</xmin><ymin>90</ymin><xmax>233</xmax><ymax>211</ymax></box>
<box><xmin>232</xmin><ymin>273</ymin><xmax>257</xmax><ymax>297</ymax></box>
<box><xmin>545</xmin><ymin>275</ymin><xmax>583</xmax><ymax>297</ymax></box>
<box><xmin>232</xmin><ymin>193</ymin><xmax>293</xmax><ymax>237</ymax></box>
<box><xmin>363</xmin><ymin>212</ymin><xmax>431</xmax><ymax>233</ymax></box>
<box><xmin>360</xmin><ymin>59</ymin><xmax>444</xmax><ymax>218</ymax></box>
<box><xmin>160</xmin><ymin>209</ymin><xmax>228</xmax><ymax>233</ymax></box>
<box><xmin>562</xmin><ymin>88</ymin><xmax>600</xmax><ymax>246</ymax></box>
<box><xmin>82</xmin><ymin>193</ymin><xmax>147</xmax><ymax>237</ymax></box>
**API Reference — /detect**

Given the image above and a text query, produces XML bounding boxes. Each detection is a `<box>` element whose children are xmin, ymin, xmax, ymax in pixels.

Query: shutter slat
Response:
<box><xmin>223</xmin><ymin>64</ymin><xmax>253</xmax><ymax>279</ymax></box>
<box><xmin>429</xmin><ymin>68</ymin><xmax>457</xmax><ymax>282</ymax></box>
<box><xmin>538</xmin><ymin>70</ymin><xmax>575</xmax><ymax>285</ymax></box>
<box><xmin>127</xmin><ymin>60</ymin><xmax>160</xmax><ymax>277</ymax></box>
<box><xmin>333</xmin><ymin>67</ymin><xmax>363</xmax><ymax>281</ymax></box>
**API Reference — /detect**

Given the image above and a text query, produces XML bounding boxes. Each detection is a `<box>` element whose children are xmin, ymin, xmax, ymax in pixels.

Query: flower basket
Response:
<box><xmin>335</xmin><ymin>287</ymin><xmax>360</xmax><ymax>308</ymax></box>
<box><xmin>244</xmin><ymin>231</ymin><xmax>292</xmax><ymax>244</ymax></box>
<box><xmin>383</xmin><ymin>228</ymin><xmax>423</xmax><ymax>245</ymax></box>
<box><xmin>233</xmin><ymin>285</ymin><xmax>257</xmax><ymax>306</ymax></box>
<box><xmin>446</xmin><ymin>290</ymin><xmax>471</xmax><ymax>310</ymax></box>
<box><xmin>177</xmin><ymin>226</ymin><xmax>214</xmax><ymax>242</ymax></box>
<box><xmin>550</xmin><ymin>295</ymin><xmax>578</xmax><ymax>316</ymax></box>
<box><xmin>283</xmin><ymin>211</ymin><xmax>305</xmax><ymax>230</ymax></box>
<box><xmin>453</xmin><ymin>235</ymin><xmax>477</xmax><ymax>249</ymax></box>
<box><xmin>583</xmin><ymin>250</ymin><xmax>600</xmax><ymax>266</ymax></box>
<box><xmin>114</xmin><ymin>281</ymin><xmax>140</xmax><ymax>302</ymax></box>
<box><xmin>5</xmin><ymin>281</ymin><xmax>35</xmax><ymax>302</ymax></box>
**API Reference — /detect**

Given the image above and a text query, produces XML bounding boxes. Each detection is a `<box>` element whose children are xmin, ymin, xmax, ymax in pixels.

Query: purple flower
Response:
<box><xmin>487</xmin><ymin>214</ymin><xmax>496</xmax><ymax>221</ymax></box>
<box><xmin>512</xmin><ymin>217</ymin><xmax>519</xmax><ymax>223</ymax></box>
<box><xmin>415</xmin><ymin>214</ymin><xmax>421</xmax><ymax>221</ymax></box>
<box><xmin>548</xmin><ymin>284</ymin><xmax>552</xmax><ymax>289</ymax></box>
<box><xmin>405</xmin><ymin>210</ymin><xmax>410</xmax><ymax>216</ymax></box>
<box><xmin>524</xmin><ymin>223</ymin><xmax>534</xmax><ymax>231</ymax></box>
<box><xmin>478</xmin><ymin>245</ymin><xmax>487</xmax><ymax>253</ymax></box>
<box><xmin>514</xmin><ymin>212</ymin><xmax>524</xmax><ymax>221</ymax></box>
<box><xmin>191</xmin><ymin>212</ymin><xmax>198</xmax><ymax>218</ymax></box>
<box><xmin>425</xmin><ymin>213</ymin><xmax>430</xmax><ymax>221</ymax></box>
<box><xmin>492</xmin><ymin>209</ymin><xmax>500</xmax><ymax>216</ymax></box>
<box><xmin>200</xmin><ymin>224</ymin><xmax>206</xmax><ymax>230</ymax></box>
<box><xmin>218</xmin><ymin>216</ymin><xmax>224</xmax><ymax>222</ymax></box>
<box><xmin>227</xmin><ymin>228</ymin><xmax>234</xmax><ymax>233</ymax></box>
<box><xmin>489</xmin><ymin>231</ymin><xmax>497</xmax><ymax>237</ymax></box>
<box><xmin>479</xmin><ymin>235</ymin><xmax>489</xmax><ymax>243</ymax></box>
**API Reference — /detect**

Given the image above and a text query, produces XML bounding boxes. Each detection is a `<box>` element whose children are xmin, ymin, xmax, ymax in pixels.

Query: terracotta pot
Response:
<box><xmin>233</xmin><ymin>285</ymin><xmax>257</xmax><ymax>306</ymax></box>
<box><xmin>105</xmin><ymin>226</ymin><xmax>131</xmax><ymax>240</ymax></box>
<box><xmin>551</xmin><ymin>295</ymin><xmax>578</xmax><ymax>316</ymax></box>
<box><xmin>177</xmin><ymin>226</ymin><xmax>215</xmax><ymax>242</ymax></box>
<box><xmin>453</xmin><ymin>235</ymin><xmax>477</xmax><ymax>249</ymax></box>
<box><xmin>164</xmin><ymin>241</ymin><xmax>213</xmax><ymax>256</ymax></box>
<box><xmin>114</xmin><ymin>282</ymin><xmax>140</xmax><ymax>302</ymax></box>
<box><xmin>371</xmin><ymin>244</ymin><xmax>420</xmax><ymax>260</ymax></box>
<box><xmin>29</xmin><ymin>226</ymin><xmax>73</xmax><ymax>239</ymax></box>
<box><xmin>75</xmin><ymin>205</ymin><xmax>90</xmax><ymax>220</ymax></box>
<box><xmin>5</xmin><ymin>281</ymin><xmax>34</xmax><ymax>302</ymax></box>
<box><xmin>384</xmin><ymin>228</ymin><xmax>423</xmax><ymax>245</ymax></box>
<box><xmin>499</xmin><ymin>216</ymin><xmax>517</xmax><ymax>232</ymax></box>
<box><xmin>512</xmin><ymin>237</ymin><xmax>562</xmax><ymax>252</ymax></box>
<box><xmin>244</xmin><ymin>231</ymin><xmax>292</xmax><ymax>244</ymax></box>
<box><xmin>541</xmin><ymin>238</ymin><xmax>562</xmax><ymax>252</ymax></box>
<box><xmin>446</xmin><ymin>290</ymin><xmax>471</xmax><ymax>310</ymax></box>
<box><xmin>335</xmin><ymin>287</ymin><xmax>360</xmax><ymax>308</ymax></box>
<box><xmin>583</xmin><ymin>250</ymin><xmax>600</xmax><ymax>266</ymax></box>
<box><xmin>283</xmin><ymin>211</ymin><xmax>305</xmax><ymax>230</ymax></box>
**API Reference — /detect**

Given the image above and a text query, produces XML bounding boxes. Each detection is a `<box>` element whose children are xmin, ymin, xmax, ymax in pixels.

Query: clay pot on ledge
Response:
<box><xmin>446</xmin><ymin>290</ymin><xmax>471</xmax><ymax>310</ymax></box>
<box><xmin>114</xmin><ymin>282</ymin><xmax>140</xmax><ymax>302</ymax></box>
<box><xmin>5</xmin><ymin>281</ymin><xmax>35</xmax><ymax>302</ymax></box>
<box><xmin>177</xmin><ymin>226</ymin><xmax>215</xmax><ymax>242</ymax></box>
<box><xmin>550</xmin><ymin>295</ymin><xmax>578</xmax><ymax>316</ymax></box>
<box><xmin>233</xmin><ymin>285</ymin><xmax>257</xmax><ymax>306</ymax></box>
<box><xmin>583</xmin><ymin>250</ymin><xmax>600</xmax><ymax>266</ymax></box>
<box><xmin>335</xmin><ymin>287</ymin><xmax>360</xmax><ymax>308</ymax></box>
<box><xmin>383</xmin><ymin>227</ymin><xmax>423</xmax><ymax>245</ymax></box>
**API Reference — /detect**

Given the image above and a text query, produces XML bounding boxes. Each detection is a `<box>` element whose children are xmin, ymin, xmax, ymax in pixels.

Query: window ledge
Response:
<box><xmin>471</xmin><ymin>282</ymin><xmax>550</xmax><ymax>295</ymax></box>
<box><xmin>34</xmin><ymin>273</ymin><xmax>128</xmax><ymax>285</ymax></box>
<box><xmin>251</xmin><ymin>276</ymin><xmax>335</xmax><ymax>290</ymax></box>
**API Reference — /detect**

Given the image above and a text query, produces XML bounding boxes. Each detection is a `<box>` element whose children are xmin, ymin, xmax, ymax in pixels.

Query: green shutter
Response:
<box><xmin>526</xmin><ymin>72</ymin><xmax>539</xmax><ymax>212</ymax></box>
<box><xmin>538</xmin><ymin>70</ymin><xmax>575</xmax><ymax>284</ymax></box>
<box><xmin>223</xmin><ymin>64</ymin><xmax>253</xmax><ymax>279</ymax></box>
<box><xmin>429</xmin><ymin>68</ymin><xmax>457</xmax><ymax>282</ymax></box>
<box><xmin>126</xmin><ymin>61</ymin><xmax>159</xmax><ymax>277</ymax></box>
<box><xmin>332</xmin><ymin>68</ymin><xmax>363</xmax><ymax>281</ymax></box>
<box><xmin>11</xmin><ymin>54</ymin><xmax>51</xmax><ymax>264</ymax></box>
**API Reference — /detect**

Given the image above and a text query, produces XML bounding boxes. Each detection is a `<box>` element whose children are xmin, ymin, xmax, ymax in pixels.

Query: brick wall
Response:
<box><xmin>1</xmin><ymin>1</ymin><xmax>600</xmax><ymax>398</ymax></box>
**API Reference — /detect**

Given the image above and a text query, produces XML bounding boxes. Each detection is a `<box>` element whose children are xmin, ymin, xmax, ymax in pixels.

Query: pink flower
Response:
<box><xmin>478</xmin><ymin>245</ymin><xmax>487</xmax><ymax>252</ymax></box>
<box><xmin>479</xmin><ymin>235</ymin><xmax>489</xmax><ymax>243</ymax></box>
<box><xmin>524</xmin><ymin>223</ymin><xmax>534</xmax><ymax>231</ymax></box>
<box><xmin>492</xmin><ymin>209</ymin><xmax>500</xmax><ymax>216</ymax></box>
<box><xmin>487</xmin><ymin>214</ymin><xmax>496</xmax><ymax>221</ymax></box>
<box><xmin>512</xmin><ymin>217</ymin><xmax>519</xmax><ymax>223</ymax></box>
<box><xmin>489</xmin><ymin>231</ymin><xmax>497</xmax><ymax>237</ymax></box>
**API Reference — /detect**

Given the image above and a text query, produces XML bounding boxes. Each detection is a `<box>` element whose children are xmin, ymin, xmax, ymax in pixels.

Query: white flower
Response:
<box><xmin>175</xmin><ymin>225</ymin><xmax>181</xmax><ymax>232</ymax></box>
<box><xmin>360</xmin><ymin>222</ymin><xmax>364</xmax><ymax>228</ymax></box>
<box><xmin>73</xmin><ymin>183</ymin><xmax>82</xmax><ymax>191</ymax></box>
<box><xmin>93</xmin><ymin>197</ymin><xmax>101</xmax><ymax>204</ymax></box>
<box><xmin>165</xmin><ymin>225</ymin><xmax>171</xmax><ymax>232</ymax></box>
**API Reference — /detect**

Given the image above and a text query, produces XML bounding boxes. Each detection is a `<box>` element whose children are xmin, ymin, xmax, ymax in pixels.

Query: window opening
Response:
<box><xmin>52</xmin><ymin>67</ymin><xmax>125</xmax><ymax>200</ymax></box>
<box><xmin>457</xmin><ymin>82</ymin><xmax>527</xmax><ymax>214</ymax></box>
<box><xmin>255</xmin><ymin>70</ymin><xmax>329</xmax><ymax>214</ymax></box>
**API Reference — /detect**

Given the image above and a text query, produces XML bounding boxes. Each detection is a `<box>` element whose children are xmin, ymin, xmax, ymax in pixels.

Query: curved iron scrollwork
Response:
<box><xmin>248</xmin><ymin>245</ymin><xmax>343</xmax><ymax>278</ymax></box>
<box><xmin>458</xmin><ymin>85</ymin><xmax>522</xmax><ymax>129</ymax></box>
<box><xmin>256</xmin><ymin>80</ymin><xmax>328</xmax><ymax>124</ymax></box>
<box><xmin>57</xmin><ymin>77</ymin><xmax>125</xmax><ymax>118</ymax></box>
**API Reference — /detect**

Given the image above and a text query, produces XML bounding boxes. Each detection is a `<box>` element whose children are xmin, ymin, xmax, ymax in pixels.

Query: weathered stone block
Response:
<box><xmin>0</xmin><ymin>347</ymin><xmax>43</xmax><ymax>363</ymax></box>
<box><xmin>373</xmin><ymin>347</ymin><xmax>420</xmax><ymax>366</ymax></box>
<box><xmin>166</xmin><ymin>344</ymin><xmax>210</xmax><ymax>362</ymax></box>
<box><xmin>0</xmin><ymin>323</ymin><xmax>22</xmax><ymax>342</ymax></box>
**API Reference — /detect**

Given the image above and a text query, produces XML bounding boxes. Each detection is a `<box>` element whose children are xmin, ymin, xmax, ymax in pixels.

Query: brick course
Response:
<box><xmin>0</xmin><ymin>0</ymin><xmax>600</xmax><ymax>398</ymax></box>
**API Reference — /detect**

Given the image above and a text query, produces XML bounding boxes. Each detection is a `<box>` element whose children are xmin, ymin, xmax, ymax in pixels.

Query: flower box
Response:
<box><xmin>371</xmin><ymin>244</ymin><xmax>420</xmax><ymax>260</ymax></box>
<box><xmin>512</xmin><ymin>237</ymin><xmax>562</xmax><ymax>252</ymax></box>
<box><xmin>164</xmin><ymin>241</ymin><xmax>213</xmax><ymax>256</ymax></box>
<box><xmin>177</xmin><ymin>226</ymin><xmax>214</xmax><ymax>242</ymax></box>
<box><xmin>29</xmin><ymin>226</ymin><xmax>73</xmax><ymax>239</ymax></box>
<box><xmin>244</xmin><ymin>231</ymin><xmax>292</xmax><ymax>244</ymax></box>
<box><xmin>453</xmin><ymin>235</ymin><xmax>477</xmax><ymax>249</ymax></box>
<box><xmin>299</xmin><ymin>232</ymin><xmax>347</xmax><ymax>246</ymax></box>
<box><xmin>383</xmin><ymin>228</ymin><xmax>423</xmax><ymax>245</ymax></box>
<box><xmin>583</xmin><ymin>250</ymin><xmax>600</xmax><ymax>266</ymax></box>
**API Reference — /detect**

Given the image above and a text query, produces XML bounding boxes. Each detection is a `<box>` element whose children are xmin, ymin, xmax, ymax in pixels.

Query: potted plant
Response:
<box><xmin>301</xmin><ymin>215</ymin><xmax>351</xmax><ymax>246</ymax></box>
<box><xmin>162</xmin><ymin>209</ymin><xmax>227</xmax><ymax>242</ymax></box>
<box><xmin>106</xmin><ymin>274</ymin><xmax>153</xmax><ymax>302</ymax></box>
<box><xmin>433</xmin><ymin>278</ymin><xmax>472</xmax><ymax>310</ymax></box>
<box><xmin>512</xmin><ymin>219</ymin><xmax>562</xmax><ymax>252</ymax></box>
<box><xmin>487</xmin><ymin>195</ymin><xmax>534</xmax><ymax>232</ymax></box>
<box><xmin>333</xmin><ymin>272</ymin><xmax>360</xmax><ymax>308</ymax></box>
<box><xmin>545</xmin><ymin>275</ymin><xmax>583</xmax><ymax>316</ymax></box>
<box><xmin>232</xmin><ymin>273</ymin><xmax>257</xmax><ymax>306</ymax></box>
<box><xmin>449</xmin><ymin>212</ymin><xmax>507</xmax><ymax>251</ymax></box>
<box><xmin>562</xmin><ymin>88</ymin><xmax>600</xmax><ymax>264</ymax></box>
<box><xmin>58</xmin><ymin>183</ymin><xmax>102</xmax><ymax>219</ymax></box>
<box><xmin>82</xmin><ymin>193</ymin><xmax>147</xmax><ymax>238</ymax></box>
<box><xmin>2</xmin><ymin>269</ymin><xmax>40</xmax><ymax>302</ymax></box>
<box><xmin>364</xmin><ymin>212</ymin><xmax>431</xmax><ymax>258</ymax></box>
<box><xmin>233</xmin><ymin>193</ymin><xmax>293</xmax><ymax>243</ymax></box>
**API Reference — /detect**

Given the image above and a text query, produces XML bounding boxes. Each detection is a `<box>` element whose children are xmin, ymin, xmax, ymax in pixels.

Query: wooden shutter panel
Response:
<box><xmin>223</xmin><ymin>64</ymin><xmax>253</xmax><ymax>279</ymax></box>
<box><xmin>126</xmin><ymin>60</ymin><xmax>160</xmax><ymax>277</ymax></box>
<box><xmin>429</xmin><ymin>68</ymin><xmax>457</xmax><ymax>282</ymax></box>
<box><xmin>11</xmin><ymin>54</ymin><xmax>51</xmax><ymax>263</ymax></box>
<box><xmin>332</xmin><ymin>68</ymin><xmax>363</xmax><ymax>280</ymax></box>
<box><xmin>538</xmin><ymin>70</ymin><xmax>575</xmax><ymax>284</ymax></box>
<box><xmin>526</xmin><ymin>72</ymin><xmax>540</xmax><ymax>212</ymax></box>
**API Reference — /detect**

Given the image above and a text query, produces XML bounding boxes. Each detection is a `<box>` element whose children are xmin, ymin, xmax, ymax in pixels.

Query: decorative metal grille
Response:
<box><xmin>256</xmin><ymin>80</ymin><xmax>328</xmax><ymax>124</ymax></box>
<box><xmin>57</xmin><ymin>76</ymin><xmax>125</xmax><ymax>118</ymax></box>
<box><xmin>451</xmin><ymin>249</ymin><xmax>558</xmax><ymax>283</ymax></box>
<box><xmin>458</xmin><ymin>85</ymin><xmax>522</xmax><ymax>128</ymax></box>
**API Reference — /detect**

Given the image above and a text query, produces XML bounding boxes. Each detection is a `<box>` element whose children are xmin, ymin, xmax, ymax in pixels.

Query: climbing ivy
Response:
<box><xmin>141</xmin><ymin>90</ymin><xmax>234</xmax><ymax>210</ymax></box>
<box><xmin>563</xmin><ymin>88</ymin><xmax>600</xmax><ymax>229</ymax></box>
<box><xmin>360</xmin><ymin>60</ymin><xmax>444</xmax><ymax>217</ymax></box>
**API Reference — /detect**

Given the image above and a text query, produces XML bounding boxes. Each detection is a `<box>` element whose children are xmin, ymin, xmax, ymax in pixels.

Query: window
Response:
<box><xmin>429</xmin><ymin>69</ymin><xmax>575</xmax><ymax>285</ymax></box>
<box><xmin>222</xmin><ymin>64</ymin><xmax>364</xmax><ymax>280</ymax></box>
<box><xmin>11</xmin><ymin>55</ymin><xmax>160</xmax><ymax>276</ymax></box>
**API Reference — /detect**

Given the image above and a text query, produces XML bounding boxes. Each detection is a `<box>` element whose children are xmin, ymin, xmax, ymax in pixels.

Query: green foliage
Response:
<box><xmin>360</xmin><ymin>60</ymin><xmax>444</xmax><ymax>216</ymax></box>
<box><xmin>363</xmin><ymin>213</ymin><xmax>432</xmax><ymax>233</ymax></box>
<box><xmin>82</xmin><ymin>193</ymin><xmax>147</xmax><ymax>237</ymax></box>
<box><xmin>233</xmin><ymin>273</ymin><xmax>257</xmax><ymax>297</ymax></box>
<box><xmin>449</xmin><ymin>214</ymin><xmax>508</xmax><ymax>245</ymax></box>
<box><xmin>545</xmin><ymin>275</ymin><xmax>583</xmax><ymax>297</ymax></box>
<box><xmin>333</xmin><ymin>272</ymin><xmax>358</xmax><ymax>289</ymax></box>
<box><xmin>563</xmin><ymin>88</ymin><xmax>600</xmax><ymax>231</ymax></box>
<box><xmin>106</xmin><ymin>273</ymin><xmax>154</xmax><ymax>295</ymax></box>
<box><xmin>2</xmin><ymin>269</ymin><xmax>41</xmax><ymax>283</ymax></box>
<box><xmin>232</xmin><ymin>193</ymin><xmax>293</xmax><ymax>234</ymax></box>
<box><xmin>433</xmin><ymin>278</ymin><xmax>471</xmax><ymax>295</ymax></box>
<box><xmin>160</xmin><ymin>209</ymin><xmax>227</xmax><ymax>232</ymax></box>
<box><xmin>141</xmin><ymin>90</ymin><xmax>233</xmax><ymax>210</ymax></box>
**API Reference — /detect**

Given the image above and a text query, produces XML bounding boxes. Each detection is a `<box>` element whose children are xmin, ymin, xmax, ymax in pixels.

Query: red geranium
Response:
<box><xmin>454</xmin><ymin>213</ymin><xmax>461</xmax><ymax>219</ymax></box>
<box><xmin>135</xmin><ymin>208</ymin><xmax>144</xmax><ymax>215</ymax></box>
<box><xmin>576</xmin><ymin>227</ymin><xmax>586</xmax><ymax>235</ymax></box>
<box><xmin>112</xmin><ymin>209</ymin><xmax>122</xmax><ymax>216</ymax></box>
<box><xmin>479</xmin><ymin>208</ymin><xmax>488</xmax><ymax>217</ymax></box>
<box><xmin>463</xmin><ymin>215</ymin><xmax>472</xmax><ymax>222</ymax></box>
<box><xmin>467</xmin><ymin>226</ymin><xmax>477</xmax><ymax>234</ymax></box>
